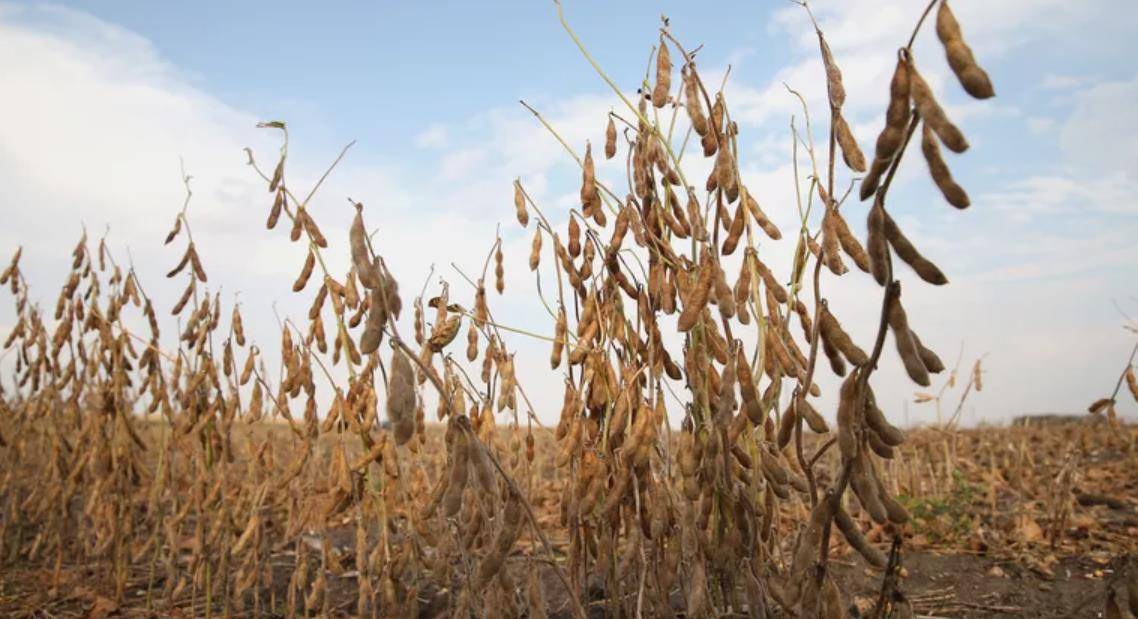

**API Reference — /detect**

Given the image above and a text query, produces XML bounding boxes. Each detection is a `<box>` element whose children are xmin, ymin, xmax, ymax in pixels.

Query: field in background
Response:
<box><xmin>1</xmin><ymin>418</ymin><xmax>1135</xmax><ymax>617</ymax></box>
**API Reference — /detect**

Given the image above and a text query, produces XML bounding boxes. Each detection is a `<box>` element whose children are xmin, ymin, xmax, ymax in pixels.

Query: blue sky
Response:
<box><xmin>1</xmin><ymin>0</ymin><xmax>1136</xmax><ymax>426</ymax></box>
<box><xmin>42</xmin><ymin>2</ymin><xmax>790</xmax><ymax>150</ymax></box>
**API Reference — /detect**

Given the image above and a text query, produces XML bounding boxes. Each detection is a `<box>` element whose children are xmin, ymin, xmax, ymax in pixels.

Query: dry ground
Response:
<box><xmin>1</xmin><ymin>417</ymin><xmax>1135</xmax><ymax>618</ymax></box>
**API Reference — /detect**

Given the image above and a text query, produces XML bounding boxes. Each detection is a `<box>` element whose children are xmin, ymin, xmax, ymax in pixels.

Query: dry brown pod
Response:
<box><xmin>866</xmin><ymin>426</ymin><xmax>894</xmax><ymax>459</ymax></box>
<box><xmin>864</xmin><ymin>389</ymin><xmax>905</xmax><ymax>447</ymax></box>
<box><xmin>910</xmin><ymin>330</ymin><xmax>945</xmax><ymax>373</ymax></box>
<box><xmin>861</xmin><ymin>57</ymin><xmax>911</xmax><ymax>201</ymax></box>
<box><xmin>465</xmin><ymin>323</ymin><xmax>479</xmax><ymax>362</ymax></box>
<box><xmin>798</xmin><ymin>396</ymin><xmax>829</xmax><ymax>434</ymax></box>
<box><xmin>749</xmin><ymin>253</ymin><xmax>787</xmax><ymax>304</ymax></box>
<box><xmin>442</xmin><ymin>432</ymin><xmax>470</xmax><ymax>517</ymax></box>
<box><xmin>664</xmin><ymin>190</ymin><xmax>692</xmax><ymax>239</ymax></box>
<box><xmin>469</xmin><ymin>439</ymin><xmax>498</xmax><ymax>500</ymax></box>
<box><xmin>350</xmin><ymin>209</ymin><xmax>382</xmax><ymax>290</ymax></box>
<box><xmin>821</xmin><ymin>331</ymin><xmax>848</xmax><ymax>377</ymax></box>
<box><xmin>851</xmin><ymin>451</ymin><xmax>888</xmax><ymax>524</ymax></box>
<box><xmin>715</xmin><ymin>345</ymin><xmax>739</xmax><ymax>424</ymax></box>
<box><xmin>883</xmin><ymin>210</ymin><xmax>948</xmax><ymax>285</ymax></box>
<box><xmin>776</xmin><ymin>398</ymin><xmax>797</xmax><ymax>449</ymax></box>
<box><xmin>908</xmin><ymin>59</ymin><xmax>969</xmax><ymax>154</ymax></box>
<box><xmin>610</xmin><ymin>203</ymin><xmax>631</xmax><ymax>250</ymax></box>
<box><xmin>267</xmin><ymin>156</ymin><xmax>284</xmax><ymax>192</ymax></box>
<box><xmin>714</xmin><ymin>140</ymin><xmax>738</xmax><ymax>202</ymax></box>
<box><xmin>819</xmin><ymin>305</ymin><xmax>869</xmax><ymax>366</ymax></box>
<box><xmin>743</xmin><ymin>190</ymin><xmax>782</xmax><ymax>240</ymax></box>
<box><xmin>568</xmin><ymin>216</ymin><xmax>583</xmax><ymax>259</ymax></box>
<box><xmin>866</xmin><ymin>202</ymin><xmax>890</xmax><ymax>286</ymax></box>
<box><xmin>684</xmin><ymin>67</ymin><xmax>708</xmax><ymax>136</ymax></box>
<box><xmin>293</xmin><ymin>250</ymin><xmax>315</xmax><ymax>292</ymax></box>
<box><xmin>792</xmin><ymin>490</ymin><xmax>838</xmax><ymax>577</ymax></box>
<box><xmin>529</xmin><ymin>228</ymin><xmax>542</xmax><ymax>271</ymax></box>
<box><xmin>734</xmin><ymin>256</ymin><xmax>753</xmax><ymax>309</ymax></box>
<box><xmin>819</xmin><ymin>33</ymin><xmax>846</xmax><ymax>110</ymax></box>
<box><xmin>359</xmin><ymin>289</ymin><xmax>385</xmax><ymax>354</ymax></box>
<box><xmin>831</xmin><ymin>209</ymin><xmax>870</xmax><ymax>273</ymax></box>
<box><xmin>759</xmin><ymin>448</ymin><xmax>789</xmax><ymax>492</ymax></box>
<box><xmin>362</xmin><ymin>269</ymin><xmax>402</xmax><ymax>343</ymax></box>
<box><xmin>721</xmin><ymin>202</ymin><xmax>745</xmax><ymax>256</ymax></box>
<box><xmin>604</xmin><ymin>116</ymin><xmax>617</xmax><ymax>159</ymax></box>
<box><xmin>704</xmin><ymin>95</ymin><xmax>724</xmax><ymax>157</ymax></box>
<box><xmin>713</xmin><ymin>261</ymin><xmax>736</xmax><ymax>319</ymax></box>
<box><xmin>300</xmin><ymin>209</ymin><xmax>328</xmax><ymax>248</ymax></box>
<box><xmin>580</xmin><ymin>142</ymin><xmax>601</xmax><ymax>217</ymax></box>
<box><xmin>494</xmin><ymin>244</ymin><xmax>505</xmax><ymax>294</ymax></box>
<box><xmin>766</xmin><ymin>328</ymin><xmax>803</xmax><ymax>383</ymax></box>
<box><xmin>267</xmin><ymin>189</ymin><xmax>284</xmax><ymax>229</ymax></box>
<box><xmin>684</xmin><ymin>189</ymin><xmax>707</xmax><ymax>241</ymax></box>
<box><xmin>875</xmin><ymin>469</ymin><xmax>910</xmax><ymax>525</ymax></box>
<box><xmin>568</xmin><ymin>319</ymin><xmax>597</xmax><ymax>366</ymax></box>
<box><xmin>288</xmin><ymin>207</ymin><xmax>302</xmax><ymax>241</ymax></box>
<box><xmin>170</xmin><ymin>279</ymin><xmax>195</xmax><ymax>316</ymax></box>
<box><xmin>1087</xmin><ymin>397</ymin><xmax>1113</xmax><ymax>415</ymax></box>
<box><xmin>936</xmin><ymin>1</ymin><xmax>995</xmax><ymax>100</ymax></box>
<box><xmin>886</xmin><ymin>292</ymin><xmax>931</xmax><ymax>387</ymax></box>
<box><xmin>921</xmin><ymin>123</ymin><xmax>970</xmax><ymax>208</ymax></box>
<box><xmin>387</xmin><ymin>348</ymin><xmax>417</xmax><ymax>445</ymax></box>
<box><xmin>188</xmin><ymin>246</ymin><xmax>207</xmax><ymax>282</ymax></box>
<box><xmin>709</xmin><ymin>327</ymin><xmax>733</xmax><ymax>375</ymax></box>
<box><xmin>821</xmin><ymin>209</ymin><xmax>847</xmax><ymax>276</ymax></box>
<box><xmin>166</xmin><ymin>243</ymin><xmax>193</xmax><ymax>279</ymax></box>
<box><xmin>835</xmin><ymin>504</ymin><xmax>887</xmax><ymax>568</ymax></box>
<box><xmin>836</xmin><ymin>370</ymin><xmax>862</xmax><ymax>459</ymax></box>
<box><xmin>651</xmin><ymin>38</ymin><xmax>672</xmax><ymax>108</ymax></box>
<box><xmin>1126</xmin><ymin>366</ymin><xmax>1138</xmax><ymax>403</ymax></box>
<box><xmin>677</xmin><ymin>255</ymin><xmax>714</xmax><ymax>332</ymax></box>
<box><xmin>834</xmin><ymin>113</ymin><xmax>867</xmax><ymax>173</ymax></box>
<box><xmin>546</xmin><ymin>307</ymin><xmax>567</xmax><ymax>372</ymax></box>
<box><xmin>736</xmin><ymin>348</ymin><xmax>764</xmax><ymax>425</ymax></box>
<box><xmin>678</xmin><ymin>427</ymin><xmax>700</xmax><ymax>479</ymax></box>
<box><xmin>513</xmin><ymin>180</ymin><xmax>529</xmax><ymax>227</ymax></box>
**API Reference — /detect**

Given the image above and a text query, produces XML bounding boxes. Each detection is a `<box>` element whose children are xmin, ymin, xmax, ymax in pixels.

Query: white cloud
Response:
<box><xmin>0</xmin><ymin>5</ymin><xmax>271</xmax><ymax>296</ymax></box>
<box><xmin>1041</xmin><ymin>74</ymin><xmax>1089</xmax><ymax>91</ymax></box>
<box><xmin>1027</xmin><ymin>117</ymin><xmax>1055</xmax><ymax>134</ymax></box>
<box><xmin>414</xmin><ymin>123</ymin><xmax>449</xmax><ymax>149</ymax></box>
<box><xmin>1060</xmin><ymin>74</ymin><xmax>1138</xmax><ymax>175</ymax></box>
<box><xmin>982</xmin><ymin>171</ymin><xmax>1138</xmax><ymax>217</ymax></box>
<box><xmin>0</xmin><ymin>5</ymin><xmax>485</xmax><ymax>412</ymax></box>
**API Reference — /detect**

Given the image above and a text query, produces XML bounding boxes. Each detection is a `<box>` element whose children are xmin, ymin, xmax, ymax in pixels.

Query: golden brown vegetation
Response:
<box><xmin>1</xmin><ymin>1</ymin><xmax>1137</xmax><ymax>617</ymax></box>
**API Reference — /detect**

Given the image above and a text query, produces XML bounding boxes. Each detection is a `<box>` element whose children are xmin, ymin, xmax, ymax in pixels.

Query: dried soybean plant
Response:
<box><xmin>501</xmin><ymin>0</ymin><xmax>998</xmax><ymax>615</ymax></box>
<box><xmin>246</xmin><ymin>122</ymin><xmax>587</xmax><ymax>618</ymax></box>
<box><xmin>1087</xmin><ymin>322</ymin><xmax>1138</xmax><ymax>428</ymax></box>
<box><xmin>912</xmin><ymin>347</ymin><xmax>985</xmax><ymax>428</ymax></box>
<box><xmin>0</xmin><ymin>1</ymin><xmax>1000</xmax><ymax>617</ymax></box>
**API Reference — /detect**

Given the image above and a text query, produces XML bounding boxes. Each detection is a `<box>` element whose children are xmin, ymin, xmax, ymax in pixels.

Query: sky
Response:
<box><xmin>0</xmin><ymin>0</ymin><xmax>1136</xmax><ymax>428</ymax></box>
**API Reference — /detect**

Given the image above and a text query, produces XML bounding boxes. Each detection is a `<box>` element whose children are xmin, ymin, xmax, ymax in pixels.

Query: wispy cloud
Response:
<box><xmin>414</xmin><ymin>123</ymin><xmax>449</xmax><ymax>149</ymax></box>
